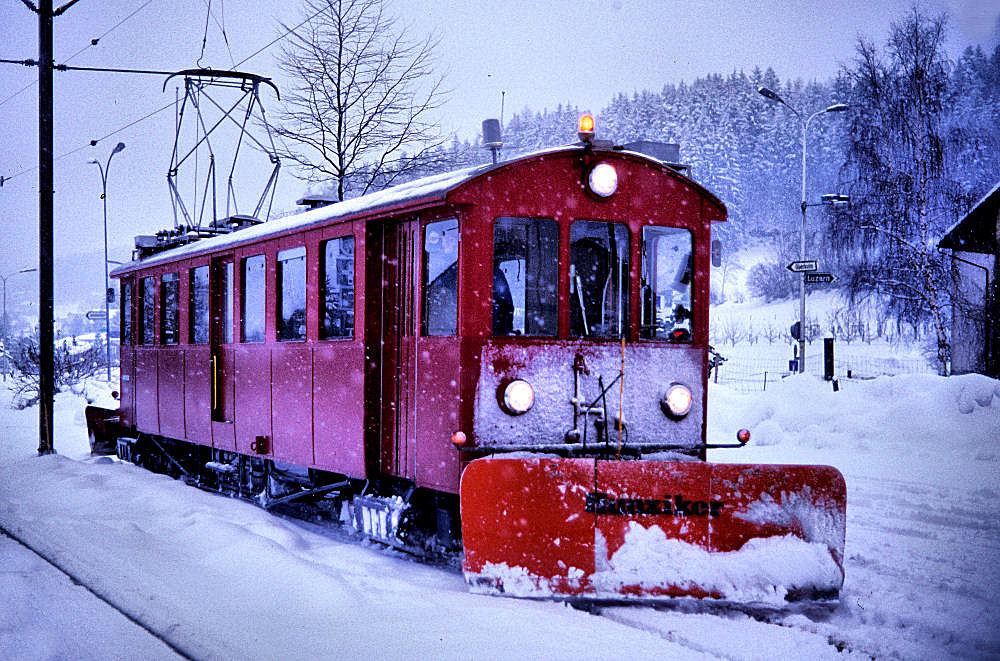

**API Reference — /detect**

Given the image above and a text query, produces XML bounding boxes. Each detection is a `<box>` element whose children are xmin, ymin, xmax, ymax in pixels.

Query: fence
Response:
<box><xmin>710</xmin><ymin>346</ymin><xmax>934</xmax><ymax>393</ymax></box>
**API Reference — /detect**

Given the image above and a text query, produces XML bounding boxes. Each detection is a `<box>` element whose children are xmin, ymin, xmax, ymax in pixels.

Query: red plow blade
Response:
<box><xmin>460</xmin><ymin>458</ymin><xmax>846</xmax><ymax>604</ymax></box>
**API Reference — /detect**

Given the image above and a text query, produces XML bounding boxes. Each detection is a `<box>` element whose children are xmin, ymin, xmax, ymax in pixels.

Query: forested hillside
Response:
<box><xmin>313</xmin><ymin>11</ymin><xmax>1000</xmax><ymax>370</ymax></box>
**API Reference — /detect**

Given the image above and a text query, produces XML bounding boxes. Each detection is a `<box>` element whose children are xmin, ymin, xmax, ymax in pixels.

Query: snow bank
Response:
<box><xmin>709</xmin><ymin>372</ymin><xmax>1000</xmax><ymax>489</ymax></box>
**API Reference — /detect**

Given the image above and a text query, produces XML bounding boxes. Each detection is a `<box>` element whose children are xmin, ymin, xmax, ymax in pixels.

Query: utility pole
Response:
<box><xmin>758</xmin><ymin>86</ymin><xmax>848</xmax><ymax>373</ymax></box>
<box><xmin>21</xmin><ymin>0</ymin><xmax>82</xmax><ymax>455</ymax></box>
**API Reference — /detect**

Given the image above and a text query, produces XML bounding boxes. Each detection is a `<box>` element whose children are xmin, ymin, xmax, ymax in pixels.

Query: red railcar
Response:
<box><xmin>103</xmin><ymin>124</ymin><xmax>846</xmax><ymax>604</ymax></box>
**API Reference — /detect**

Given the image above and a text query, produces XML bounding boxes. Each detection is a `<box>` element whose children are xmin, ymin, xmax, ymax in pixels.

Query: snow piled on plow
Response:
<box><xmin>470</xmin><ymin>525</ymin><xmax>842</xmax><ymax>605</ymax></box>
<box><xmin>593</xmin><ymin>523</ymin><xmax>841</xmax><ymax>605</ymax></box>
<box><xmin>734</xmin><ymin>488</ymin><xmax>846</xmax><ymax>562</ymax></box>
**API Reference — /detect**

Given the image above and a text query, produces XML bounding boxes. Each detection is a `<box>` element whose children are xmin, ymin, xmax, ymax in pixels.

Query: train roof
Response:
<box><xmin>111</xmin><ymin>145</ymin><xmax>724</xmax><ymax>276</ymax></box>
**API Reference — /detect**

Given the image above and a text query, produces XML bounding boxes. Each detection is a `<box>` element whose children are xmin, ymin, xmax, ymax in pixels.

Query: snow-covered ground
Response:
<box><xmin>1</xmin><ymin>365</ymin><xmax>999</xmax><ymax>659</ymax></box>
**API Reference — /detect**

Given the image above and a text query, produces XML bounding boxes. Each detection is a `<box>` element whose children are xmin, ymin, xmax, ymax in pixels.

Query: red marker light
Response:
<box><xmin>451</xmin><ymin>431</ymin><xmax>468</xmax><ymax>447</ymax></box>
<box><xmin>737</xmin><ymin>429</ymin><xmax>751</xmax><ymax>445</ymax></box>
<box><xmin>111</xmin><ymin>390</ymin><xmax>120</xmax><ymax>400</ymax></box>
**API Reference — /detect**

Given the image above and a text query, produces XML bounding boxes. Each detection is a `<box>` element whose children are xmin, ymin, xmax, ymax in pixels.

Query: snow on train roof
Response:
<box><xmin>111</xmin><ymin>158</ymin><xmax>502</xmax><ymax>274</ymax></box>
<box><xmin>110</xmin><ymin>144</ymin><xmax>707</xmax><ymax>274</ymax></box>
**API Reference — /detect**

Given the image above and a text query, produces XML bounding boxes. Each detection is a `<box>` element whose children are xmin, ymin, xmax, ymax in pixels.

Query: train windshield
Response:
<box><xmin>641</xmin><ymin>227</ymin><xmax>693</xmax><ymax>342</ymax></box>
<box><xmin>570</xmin><ymin>221</ymin><xmax>629</xmax><ymax>339</ymax></box>
<box><xmin>492</xmin><ymin>217</ymin><xmax>559</xmax><ymax>336</ymax></box>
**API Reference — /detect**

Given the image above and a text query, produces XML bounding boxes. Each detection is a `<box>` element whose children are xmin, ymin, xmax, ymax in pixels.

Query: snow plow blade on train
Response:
<box><xmin>460</xmin><ymin>458</ymin><xmax>846</xmax><ymax>604</ymax></box>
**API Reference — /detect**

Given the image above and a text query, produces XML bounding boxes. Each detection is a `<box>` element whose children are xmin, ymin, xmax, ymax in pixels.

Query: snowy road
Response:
<box><xmin>1</xmin><ymin>372</ymin><xmax>999</xmax><ymax>660</ymax></box>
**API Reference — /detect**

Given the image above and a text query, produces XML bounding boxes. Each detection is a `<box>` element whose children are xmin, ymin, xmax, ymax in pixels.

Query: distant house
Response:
<box><xmin>939</xmin><ymin>182</ymin><xmax>999</xmax><ymax>377</ymax></box>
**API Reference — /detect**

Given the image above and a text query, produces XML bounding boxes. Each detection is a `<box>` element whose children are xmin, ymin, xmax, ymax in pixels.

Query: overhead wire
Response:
<box><xmin>1</xmin><ymin>3</ymin><xmax>326</xmax><ymax>186</ymax></box>
<box><xmin>198</xmin><ymin>0</ymin><xmax>235</xmax><ymax>68</ymax></box>
<box><xmin>233</xmin><ymin>5</ymin><xmax>325</xmax><ymax>69</ymax></box>
<box><xmin>0</xmin><ymin>0</ymin><xmax>158</xmax><ymax>109</ymax></box>
<box><xmin>196</xmin><ymin>0</ymin><xmax>211</xmax><ymax>67</ymax></box>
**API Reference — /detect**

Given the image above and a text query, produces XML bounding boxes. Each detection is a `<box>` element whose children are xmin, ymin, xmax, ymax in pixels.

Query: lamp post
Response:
<box><xmin>89</xmin><ymin>141</ymin><xmax>125</xmax><ymax>381</ymax></box>
<box><xmin>758</xmin><ymin>87</ymin><xmax>848</xmax><ymax>373</ymax></box>
<box><xmin>1</xmin><ymin>267</ymin><xmax>37</xmax><ymax>381</ymax></box>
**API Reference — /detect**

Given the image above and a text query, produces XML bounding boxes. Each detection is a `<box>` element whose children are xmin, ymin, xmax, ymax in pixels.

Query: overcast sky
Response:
<box><xmin>0</xmin><ymin>0</ymin><xmax>997</xmax><ymax>314</ymax></box>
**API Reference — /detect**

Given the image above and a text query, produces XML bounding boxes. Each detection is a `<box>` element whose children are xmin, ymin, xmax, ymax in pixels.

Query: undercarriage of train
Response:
<box><xmin>101</xmin><ymin>424</ymin><xmax>462</xmax><ymax>559</ymax></box>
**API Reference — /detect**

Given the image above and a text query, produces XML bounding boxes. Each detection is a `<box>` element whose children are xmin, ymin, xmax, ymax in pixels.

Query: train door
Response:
<box><xmin>210</xmin><ymin>254</ymin><xmax>236</xmax><ymax>450</ymax></box>
<box><xmin>370</xmin><ymin>219</ymin><xmax>419</xmax><ymax>480</ymax></box>
<box><xmin>119</xmin><ymin>278</ymin><xmax>136</xmax><ymax>428</ymax></box>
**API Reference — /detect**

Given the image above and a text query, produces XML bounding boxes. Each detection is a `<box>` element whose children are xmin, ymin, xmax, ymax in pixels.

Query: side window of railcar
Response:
<box><xmin>189</xmin><ymin>266</ymin><xmax>209</xmax><ymax>344</ymax></box>
<box><xmin>121</xmin><ymin>280</ymin><xmax>133</xmax><ymax>346</ymax></box>
<box><xmin>492</xmin><ymin>217</ymin><xmax>559</xmax><ymax>336</ymax></box>
<box><xmin>140</xmin><ymin>276</ymin><xmax>155</xmax><ymax>345</ymax></box>
<box><xmin>569</xmin><ymin>221</ymin><xmax>630</xmax><ymax>339</ymax></box>
<box><xmin>321</xmin><ymin>236</ymin><xmax>355</xmax><ymax>339</ymax></box>
<box><xmin>242</xmin><ymin>255</ymin><xmax>266</xmax><ymax>343</ymax></box>
<box><xmin>640</xmin><ymin>227</ymin><xmax>694</xmax><ymax>342</ymax></box>
<box><xmin>277</xmin><ymin>247</ymin><xmax>306</xmax><ymax>341</ymax></box>
<box><xmin>222</xmin><ymin>261</ymin><xmax>234</xmax><ymax>344</ymax></box>
<box><xmin>160</xmin><ymin>273</ymin><xmax>180</xmax><ymax>345</ymax></box>
<box><xmin>422</xmin><ymin>218</ymin><xmax>459</xmax><ymax>336</ymax></box>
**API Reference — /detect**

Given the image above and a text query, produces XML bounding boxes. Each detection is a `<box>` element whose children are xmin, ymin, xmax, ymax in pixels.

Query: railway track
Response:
<box><xmin>0</xmin><ymin>523</ymin><xmax>194</xmax><ymax>660</ymax></box>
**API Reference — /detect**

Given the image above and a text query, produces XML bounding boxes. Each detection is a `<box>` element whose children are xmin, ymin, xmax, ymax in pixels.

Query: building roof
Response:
<box><xmin>939</xmin><ymin>181</ymin><xmax>1000</xmax><ymax>254</ymax></box>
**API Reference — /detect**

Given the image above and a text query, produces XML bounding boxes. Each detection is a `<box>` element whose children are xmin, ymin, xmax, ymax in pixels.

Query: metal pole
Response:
<box><xmin>91</xmin><ymin>142</ymin><xmax>124</xmax><ymax>382</ymax></box>
<box><xmin>102</xmin><ymin>165</ymin><xmax>111</xmax><ymax>381</ymax></box>
<box><xmin>0</xmin><ymin>268</ymin><xmax>37</xmax><ymax>381</ymax></box>
<box><xmin>38</xmin><ymin>0</ymin><xmax>55</xmax><ymax>455</ymax></box>
<box><xmin>2</xmin><ymin>275</ymin><xmax>6</xmax><ymax>382</ymax></box>
<box><xmin>799</xmin><ymin>120</ymin><xmax>807</xmax><ymax>373</ymax></box>
<box><xmin>2</xmin><ymin>276</ymin><xmax>7</xmax><ymax>344</ymax></box>
<box><xmin>758</xmin><ymin>88</ymin><xmax>848</xmax><ymax>376</ymax></box>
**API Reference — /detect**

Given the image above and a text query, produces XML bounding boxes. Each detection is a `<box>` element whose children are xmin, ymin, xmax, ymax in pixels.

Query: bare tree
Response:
<box><xmin>4</xmin><ymin>330</ymin><xmax>106</xmax><ymax>409</ymax></box>
<box><xmin>274</xmin><ymin>0</ymin><xmax>448</xmax><ymax>200</ymax></box>
<box><xmin>829</xmin><ymin>9</ymin><xmax>974</xmax><ymax>374</ymax></box>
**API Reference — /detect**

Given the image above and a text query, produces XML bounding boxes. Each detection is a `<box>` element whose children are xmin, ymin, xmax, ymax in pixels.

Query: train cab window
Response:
<box><xmin>641</xmin><ymin>227</ymin><xmax>694</xmax><ymax>342</ymax></box>
<box><xmin>422</xmin><ymin>218</ymin><xmax>459</xmax><ymax>336</ymax></box>
<box><xmin>492</xmin><ymin>217</ymin><xmax>558</xmax><ymax>336</ymax></box>
<box><xmin>570</xmin><ymin>221</ymin><xmax>630</xmax><ymax>339</ymax></box>
<box><xmin>140</xmin><ymin>276</ymin><xmax>155</xmax><ymax>345</ymax></box>
<box><xmin>277</xmin><ymin>247</ymin><xmax>307</xmax><ymax>341</ymax></box>
<box><xmin>160</xmin><ymin>273</ymin><xmax>180</xmax><ymax>344</ymax></box>
<box><xmin>321</xmin><ymin>236</ymin><xmax>355</xmax><ymax>339</ymax></box>
<box><xmin>242</xmin><ymin>255</ymin><xmax>266</xmax><ymax>343</ymax></box>
<box><xmin>121</xmin><ymin>280</ymin><xmax>133</xmax><ymax>346</ymax></box>
<box><xmin>189</xmin><ymin>266</ymin><xmax>209</xmax><ymax>344</ymax></box>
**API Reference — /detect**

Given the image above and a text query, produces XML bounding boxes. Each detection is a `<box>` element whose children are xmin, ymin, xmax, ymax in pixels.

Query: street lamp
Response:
<box><xmin>1</xmin><ymin>267</ymin><xmax>37</xmax><ymax>381</ymax></box>
<box><xmin>758</xmin><ymin>86</ymin><xmax>848</xmax><ymax>373</ymax></box>
<box><xmin>89</xmin><ymin>141</ymin><xmax>125</xmax><ymax>381</ymax></box>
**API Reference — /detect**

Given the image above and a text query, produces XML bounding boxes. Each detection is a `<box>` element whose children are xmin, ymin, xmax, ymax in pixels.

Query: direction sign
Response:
<box><xmin>804</xmin><ymin>272</ymin><xmax>837</xmax><ymax>284</ymax></box>
<box><xmin>787</xmin><ymin>260</ymin><xmax>818</xmax><ymax>273</ymax></box>
<box><xmin>85</xmin><ymin>310</ymin><xmax>108</xmax><ymax>321</ymax></box>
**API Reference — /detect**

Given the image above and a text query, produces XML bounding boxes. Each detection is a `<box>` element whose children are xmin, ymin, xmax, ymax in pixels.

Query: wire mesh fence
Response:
<box><xmin>710</xmin><ymin>345</ymin><xmax>934</xmax><ymax>392</ymax></box>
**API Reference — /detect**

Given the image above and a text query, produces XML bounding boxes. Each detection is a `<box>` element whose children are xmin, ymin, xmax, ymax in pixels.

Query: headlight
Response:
<box><xmin>500</xmin><ymin>379</ymin><xmax>534</xmax><ymax>415</ymax></box>
<box><xmin>661</xmin><ymin>383</ymin><xmax>693</xmax><ymax>418</ymax></box>
<box><xmin>587</xmin><ymin>162</ymin><xmax>618</xmax><ymax>197</ymax></box>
